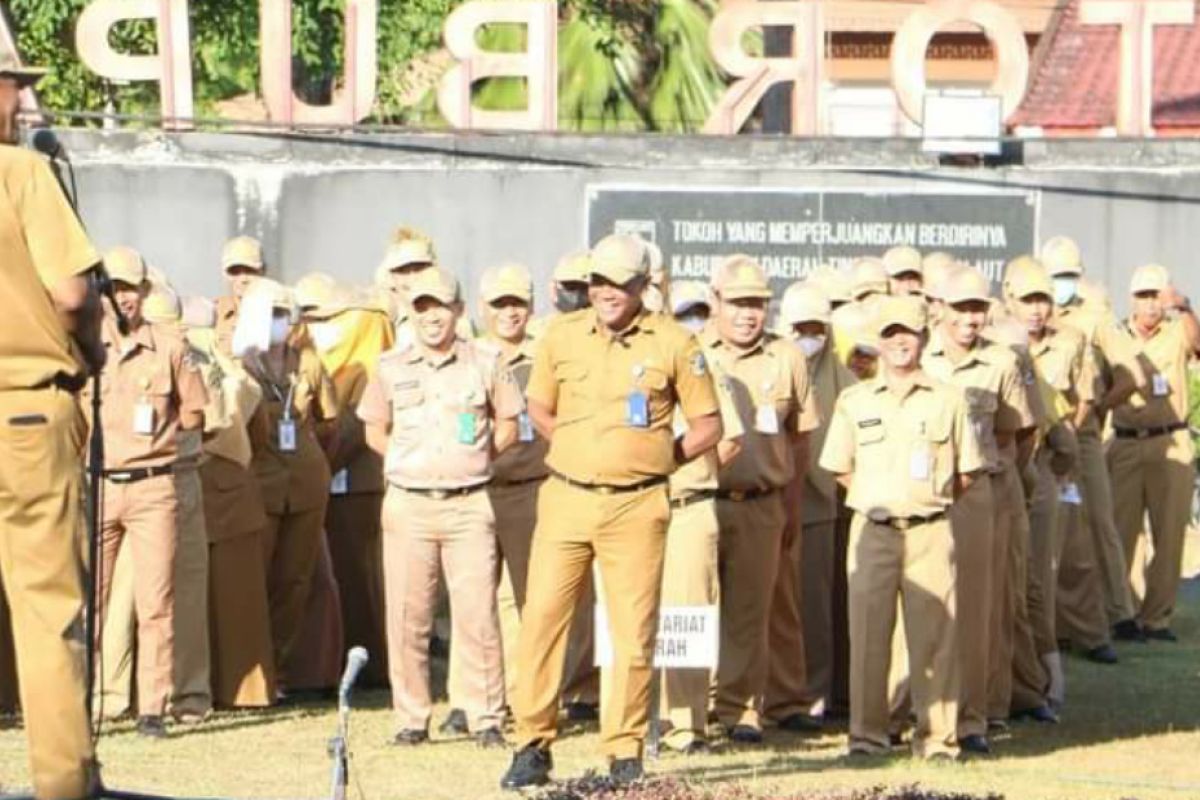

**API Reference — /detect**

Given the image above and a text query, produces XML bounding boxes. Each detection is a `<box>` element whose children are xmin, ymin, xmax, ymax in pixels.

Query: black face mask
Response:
<box><xmin>555</xmin><ymin>285</ymin><xmax>589</xmax><ymax>313</ymax></box>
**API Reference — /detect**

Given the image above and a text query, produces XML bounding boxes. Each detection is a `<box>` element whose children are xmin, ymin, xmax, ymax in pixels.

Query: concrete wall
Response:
<box><xmin>55</xmin><ymin>129</ymin><xmax>1200</xmax><ymax>315</ymax></box>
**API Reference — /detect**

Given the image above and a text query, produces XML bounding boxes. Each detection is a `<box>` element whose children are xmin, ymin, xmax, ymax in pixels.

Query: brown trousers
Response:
<box><xmin>99</xmin><ymin>474</ymin><xmax>178</xmax><ymax>717</ymax></box>
<box><xmin>262</xmin><ymin>502</ymin><xmax>326</xmax><ymax>687</ymax></box>
<box><xmin>986</xmin><ymin>468</ymin><xmax>1018</xmax><ymax>721</ymax></box>
<box><xmin>1076</xmin><ymin>430</ymin><xmax>1136</xmax><ymax>624</ymax></box>
<box><xmin>952</xmin><ymin>476</ymin><xmax>995</xmax><ymax>739</ymax></box>
<box><xmin>514</xmin><ymin>478</ymin><xmax>669</xmax><ymax>760</ymax></box>
<box><xmin>286</xmin><ymin>535</ymin><xmax>344</xmax><ymax>691</ymax></box>
<box><xmin>1027</xmin><ymin>454</ymin><xmax>1060</xmax><ymax>656</ymax></box>
<box><xmin>383</xmin><ymin>488</ymin><xmax>504</xmax><ymax>732</ymax></box>
<box><xmin>209</xmin><ymin>531</ymin><xmax>276</xmax><ymax>707</ymax></box>
<box><xmin>1055</xmin><ymin>491</ymin><xmax>1111</xmax><ymax>651</ymax></box>
<box><xmin>326</xmin><ymin>492</ymin><xmax>387</xmax><ymax>687</ymax></box>
<box><xmin>798</xmin><ymin>516</ymin><xmax>838</xmax><ymax>717</ymax></box>
<box><xmin>0</xmin><ymin>579</ymin><xmax>17</xmax><ymax>714</ymax></box>
<box><xmin>0</xmin><ymin>387</ymin><xmax>94</xmax><ymax>799</ymax></box>
<box><xmin>765</xmin><ymin>482</ymin><xmax>812</xmax><ymax>724</ymax></box>
<box><xmin>999</xmin><ymin>462</ymin><xmax>1049</xmax><ymax>714</ymax></box>
<box><xmin>489</xmin><ymin>481</ymin><xmax>539</xmax><ymax>701</ymax></box>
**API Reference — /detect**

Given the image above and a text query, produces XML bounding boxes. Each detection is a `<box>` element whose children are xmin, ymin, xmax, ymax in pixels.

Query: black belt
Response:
<box><xmin>103</xmin><ymin>464</ymin><xmax>175</xmax><ymax>484</ymax></box>
<box><xmin>1113</xmin><ymin>422</ymin><xmax>1188</xmax><ymax>440</ymax></box>
<box><xmin>492</xmin><ymin>475</ymin><xmax>547</xmax><ymax>488</ymax></box>
<box><xmin>397</xmin><ymin>483</ymin><xmax>490</xmax><ymax>500</ymax></box>
<box><xmin>32</xmin><ymin>372</ymin><xmax>87</xmax><ymax>394</ymax></box>
<box><xmin>871</xmin><ymin>511</ymin><xmax>947</xmax><ymax>531</ymax></box>
<box><xmin>550</xmin><ymin>469</ymin><xmax>667</xmax><ymax>495</ymax></box>
<box><xmin>670</xmin><ymin>490</ymin><xmax>717</xmax><ymax>510</ymax></box>
<box><xmin>716</xmin><ymin>487</ymin><xmax>778</xmax><ymax>502</ymax></box>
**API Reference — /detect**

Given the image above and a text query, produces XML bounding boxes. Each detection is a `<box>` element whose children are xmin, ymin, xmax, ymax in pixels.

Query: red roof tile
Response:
<box><xmin>1012</xmin><ymin>0</ymin><xmax>1200</xmax><ymax>129</ymax></box>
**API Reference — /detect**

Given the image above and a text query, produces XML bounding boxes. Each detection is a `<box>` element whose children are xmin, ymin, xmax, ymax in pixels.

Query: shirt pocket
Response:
<box><xmin>924</xmin><ymin>414</ymin><xmax>956</xmax><ymax>494</ymax></box>
<box><xmin>555</xmin><ymin>362</ymin><xmax>591</xmax><ymax>423</ymax></box>
<box><xmin>142</xmin><ymin>371</ymin><xmax>174</xmax><ymax>436</ymax></box>
<box><xmin>965</xmin><ymin>389</ymin><xmax>997</xmax><ymax>443</ymax></box>
<box><xmin>640</xmin><ymin>365</ymin><xmax>672</xmax><ymax>423</ymax></box>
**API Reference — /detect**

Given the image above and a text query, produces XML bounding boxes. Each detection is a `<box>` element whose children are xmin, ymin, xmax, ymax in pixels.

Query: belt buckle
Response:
<box><xmin>729</xmin><ymin>490</ymin><xmax>746</xmax><ymax>502</ymax></box>
<box><xmin>429</xmin><ymin>489</ymin><xmax>448</xmax><ymax>501</ymax></box>
<box><xmin>597</xmin><ymin>485</ymin><xmax>615</xmax><ymax>495</ymax></box>
<box><xmin>1138</xmin><ymin>429</ymin><xmax>1151</xmax><ymax>440</ymax></box>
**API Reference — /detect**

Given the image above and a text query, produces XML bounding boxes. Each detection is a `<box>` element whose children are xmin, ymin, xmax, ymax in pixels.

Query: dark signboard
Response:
<box><xmin>585</xmin><ymin>185</ymin><xmax>1039</xmax><ymax>296</ymax></box>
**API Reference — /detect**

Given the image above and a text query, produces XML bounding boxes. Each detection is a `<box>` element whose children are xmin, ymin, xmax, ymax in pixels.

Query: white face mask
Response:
<box><xmin>796</xmin><ymin>334</ymin><xmax>826</xmax><ymax>358</ymax></box>
<box><xmin>269</xmin><ymin>315</ymin><xmax>291</xmax><ymax>345</ymax></box>
<box><xmin>1053</xmin><ymin>276</ymin><xmax>1078</xmax><ymax>307</ymax></box>
<box><xmin>677</xmin><ymin>313</ymin><xmax>707</xmax><ymax>333</ymax></box>
<box><xmin>308</xmin><ymin>321</ymin><xmax>342</xmax><ymax>352</ymax></box>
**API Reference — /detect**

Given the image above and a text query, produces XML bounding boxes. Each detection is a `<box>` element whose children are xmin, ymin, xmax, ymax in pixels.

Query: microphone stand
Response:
<box><xmin>329</xmin><ymin>648</ymin><xmax>369</xmax><ymax>800</ymax></box>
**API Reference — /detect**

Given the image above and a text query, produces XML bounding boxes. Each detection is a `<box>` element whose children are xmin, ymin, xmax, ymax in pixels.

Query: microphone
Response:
<box><xmin>337</xmin><ymin>647</ymin><xmax>369</xmax><ymax>711</ymax></box>
<box><xmin>31</xmin><ymin>128</ymin><xmax>65</xmax><ymax>161</ymax></box>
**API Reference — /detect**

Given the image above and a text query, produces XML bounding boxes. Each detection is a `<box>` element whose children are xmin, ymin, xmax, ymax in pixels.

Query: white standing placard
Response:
<box><xmin>594</xmin><ymin>604</ymin><xmax>719</xmax><ymax>670</ymax></box>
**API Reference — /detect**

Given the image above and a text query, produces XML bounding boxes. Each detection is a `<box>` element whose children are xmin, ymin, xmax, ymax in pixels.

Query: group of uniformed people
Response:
<box><xmin>2</xmin><ymin>59</ymin><xmax>1199</xmax><ymax>800</ymax></box>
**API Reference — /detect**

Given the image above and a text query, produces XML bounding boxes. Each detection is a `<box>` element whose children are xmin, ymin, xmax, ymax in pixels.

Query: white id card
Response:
<box><xmin>330</xmin><ymin>469</ymin><xmax>348</xmax><ymax>495</ymax></box>
<box><xmin>518</xmin><ymin>412</ymin><xmax>535</xmax><ymax>443</ymax></box>
<box><xmin>133</xmin><ymin>402</ymin><xmax>155</xmax><ymax>435</ymax></box>
<box><xmin>1152</xmin><ymin>373</ymin><xmax>1170</xmax><ymax>397</ymax></box>
<box><xmin>909</xmin><ymin>449</ymin><xmax>931</xmax><ymax>480</ymax></box>
<box><xmin>278</xmin><ymin>420</ymin><xmax>297</xmax><ymax>453</ymax></box>
<box><xmin>754</xmin><ymin>405</ymin><xmax>779</xmax><ymax>434</ymax></box>
<box><xmin>1059</xmin><ymin>482</ymin><xmax>1083</xmax><ymax>505</ymax></box>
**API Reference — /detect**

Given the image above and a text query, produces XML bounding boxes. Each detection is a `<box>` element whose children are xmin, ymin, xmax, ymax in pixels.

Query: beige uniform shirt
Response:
<box><xmin>526</xmin><ymin>309</ymin><xmax>719</xmax><ymax>485</ymax></box>
<box><xmin>1029</xmin><ymin>325</ymin><xmax>1093</xmax><ymax>421</ymax></box>
<box><xmin>820</xmin><ymin>372</ymin><xmax>985</xmax><ymax>519</ymax></box>
<box><xmin>1057</xmin><ymin>299</ymin><xmax>1145</xmax><ymax>432</ymax></box>
<box><xmin>358</xmin><ymin>338</ymin><xmax>523</xmax><ymax>490</ymax></box>
<box><xmin>702</xmin><ymin>330</ymin><xmax>821</xmax><ymax>493</ymax></box>
<box><xmin>803</xmin><ymin>343</ymin><xmax>856</xmax><ymax>525</ymax></box>
<box><xmin>669</xmin><ymin>371</ymin><xmax>744</xmax><ymax>500</ymax></box>
<box><xmin>214</xmin><ymin>295</ymin><xmax>238</xmax><ymax>357</ymax></box>
<box><xmin>1113</xmin><ymin>318</ymin><xmax>1196</xmax><ymax>431</ymax></box>
<box><xmin>923</xmin><ymin>332</ymin><xmax>1035</xmax><ymax>473</ymax></box>
<box><xmin>481</xmin><ymin>335</ymin><xmax>550</xmax><ymax>485</ymax></box>
<box><xmin>95</xmin><ymin>319</ymin><xmax>208</xmax><ymax>470</ymax></box>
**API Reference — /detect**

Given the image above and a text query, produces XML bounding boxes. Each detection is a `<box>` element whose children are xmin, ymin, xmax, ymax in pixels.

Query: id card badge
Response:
<box><xmin>278</xmin><ymin>419</ymin><xmax>297</xmax><ymax>453</ymax></box>
<box><xmin>517</xmin><ymin>412</ymin><xmax>535</xmax><ymax>443</ymax></box>
<box><xmin>909</xmin><ymin>449</ymin><xmax>931</xmax><ymax>481</ymax></box>
<box><xmin>133</xmin><ymin>401</ymin><xmax>155</xmax><ymax>436</ymax></box>
<box><xmin>330</xmin><ymin>469</ymin><xmax>349</xmax><ymax>495</ymax></box>
<box><xmin>1152</xmin><ymin>373</ymin><xmax>1170</xmax><ymax>397</ymax></box>
<box><xmin>457</xmin><ymin>412</ymin><xmax>476</xmax><ymax>444</ymax></box>
<box><xmin>1060</xmin><ymin>482</ymin><xmax>1083</xmax><ymax>505</ymax></box>
<box><xmin>626</xmin><ymin>391</ymin><xmax>649</xmax><ymax>428</ymax></box>
<box><xmin>754</xmin><ymin>405</ymin><xmax>780</xmax><ymax>435</ymax></box>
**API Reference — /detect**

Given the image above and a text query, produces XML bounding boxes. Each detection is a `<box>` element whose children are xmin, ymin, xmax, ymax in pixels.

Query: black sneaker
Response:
<box><xmin>500</xmin><ymin>745</ymin><xmax>552</xmax><ymax>790</ymax></box>
<box><xmin>391</xmin><ymin>729</ymin><xmax>429</xmax><ymax>746</ymax></box>
<box><xmin>439</xmin><ymin>708</ymin><xmax>469</xmax><ymax>736</ymax></box>
<box><xmin>957</xmin><ymin>734</ymin><xmax>991</xmax><ymax>755</ymax></box>
<box><xmin>1144</xmin><ymin>627</ymin><xmax>1178</xmax><ymax>642</ymax></box>
<box><xmin>136</xmin><ymin>715</ymin><xmax>167</xmax><ymax>739</ymax></box>
<box><xmin>1112</xmin><ymin>619</ymin><xmax>1146</xmax><ymax>642</ymax></box>
<box><xmin>609</xmin><ymin>757</ymin><xmax>643</xmax><ymax>786</ymax></box>
<box><xmin>475</xmin><ymin>727</ymin><xmax>506</xmax><ymax>749</ymax></box>
<box><xmin>1085</xmin><ymin>644</ymin><xmax>1119</xmax><ymax>664</ymax></box>
<box><xmin>564</xmin><ymin>702</ymin><xmax>598</xmax><ymax>722</ymax></box>
<box><xmin>778</xmin><ymin>712</ymin><xmax>822</xmax><ymax>733</ymax></box>
<box><xmin>1010</xmin><ymin>705</ymin><xmax>1059</xmax><ymax>724</ymax></box>
<box><xmin>728</xmin><ymin>724</ymin><xmax>763</xmax><ymax>744</ymax></box>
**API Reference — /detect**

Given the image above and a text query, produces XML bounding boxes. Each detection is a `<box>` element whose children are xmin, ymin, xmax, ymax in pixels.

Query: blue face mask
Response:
<box><xmin>1053</xmin><ymin>277</ymin><xmax>1078</xmax><ymax>307</ymax></box>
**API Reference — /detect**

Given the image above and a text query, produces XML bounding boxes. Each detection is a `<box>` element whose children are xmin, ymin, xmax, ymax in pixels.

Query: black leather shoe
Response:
<box><xmin>136</xmin><ymin>715</ymin><xmax>166</xmax><ymax>739</ymax></box>
<box><xmin>391</xmin><ymin>729</ymin><xmax>429</xmax><ymax>746</ymax></box>
<box><xmin>778</xmin><ymin>712</ymin><xmax>822</xmax><ymax>732</ymax></box>
<box><xmin>564</xmin><ymin>702</ymin><xmax>598</xmax><ymax>722</ymax></box>
<box><xmin>1144</xmin><ymin>627</ymin><xmax>1178</xmax><ymax>642</ymax></box>
<box><xmin>681</xmin><ymin>740</ymin><xmax>710</xmax><ymax>755</ymax></box>
<box><xmin>1085</xmin><ymin>644</ymin><xmax>1119</xmax><ymax>664</ymax></box>
<box><xmin>475</xmin><ymin>727</ymin><xmax>506</xmax><ymax>749</ymax></box>
<box><xmin>987</xmin><ymin>718</ymin><xmax>1009</xmax><ymax>734</ymax></box>
<box><xmin>1112</xmin><ymin>619</ymin><xmax>1146</xmax><ymax>642</ymax></box>
<box><xmin>438</xmin><ymin>708</ymin><xmax>469</xmax><ymax>736</ymax></box>
<box><xmin>500</xmin><ymin>746</ymin><xmax>552</xmax><ymax>790</ymax></box>
<box><xmin>958</xmin><ymin>734</ymin><xmax>991</xmax><ymax>755</ymax></box>
<box><xmin>1011</xmin><ymin>705</ymin><xmax>1059</xmax><ymax>724</ymax></box>
<box><xmin>609</xmin><ymin>757</ymin><xmax>643</xmax><ymax>786</ymax></box>
<box><xmin>728</xmin><ymin>724</ymin><xmax>763</xmax><ymax>744</ymax></box>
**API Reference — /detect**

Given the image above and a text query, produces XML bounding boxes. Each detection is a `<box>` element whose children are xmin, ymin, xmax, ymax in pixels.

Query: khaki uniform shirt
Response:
<box><xmin>923</xmin><ymin>332</ymin><xmax>1035</xmax><ymax>473</ymax></box>
<box><xmin>669</xmin><ymin>371</ymin><xmax>744</xmax><ymax>500</ymax></box>
<box><xmin>214</xmin><ymin>295</ymin><xmax>238</xmax><ymax>357</ymax></box>
<box><xmin>1028</xmin><ymin>325</ymin><xmax>1093</xmax><ymax>422</ymax></box>
<box><xmin>0</xmin><ymin>148</ymin><xmax>98</xmax><ymax>390</ymax></box>
<box><xmin>186</xmin><ymin>327</ymin><xmax>262</xmax><ymax>470</ymax></box>
<box><xmin>358</xmin><ymin>338</ymin><xmax>522</xmax><ymax>490</ymax></box>
<box><xmin>95</xmin><ymin>319</ymin><xmax>208</xmax><ymax>470</ymax></box>
<box><xmin>701</xmin><ymin>330</ymin><xmax>821</xmax><ymax>493</ymax></box>
<box><xmin>526</xmin><ymin>309</ymin><xmax>719</xmax><ymax>485</ymax></box>
<box><xmin>1113</xmin><ymin>318</ymin><xmax>1196</xmax><ymax>431</ymax></box>
<box><xmin>820</xmin><ymin>372</ymin><xmax>985</xmax><ymax>519</ymax></box>
<box><xmin>1057</xmin><ymin>299</ymin><xmax>1145</xmax><ymax>432</ymax></box>
<box><xmin>803</xmin><ymin>343</ymin><xmax>856</xmax><ymax>525</ymax></box>
<box><xmin>481</xmin><ymin>334</ymin><xmax>550</xmax><ymax>485</ymax></box>
<box><xmin>244</xmin><ymin>341</ymin><xmax>338</xmax><ymax>514</ymax></box>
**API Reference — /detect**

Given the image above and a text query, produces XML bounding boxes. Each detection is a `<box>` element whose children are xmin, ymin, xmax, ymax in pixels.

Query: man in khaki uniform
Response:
<box><xmin>359</xmin><ymin>268</ymin><xmax>520</xmax><ymax>746</ymax></box>
<box><xmin>502</xmin><ymin>234</ymin><xmax>721</xmax><ymax>788</ymax></box>
<box><xmin>701</xmin><ymin>257</ymin><xmax>819</xmax><ymax>742</ymax></box>
<box><xmin>882</xmin><ymin>246</ymin><xmax>924</xmax><ymax>297</ymax></box>
<box><xmin>214</xmin><ymin>236</ymin><xmax>265</xmax><ymax>356</ymax></box>
<box><xmin>922</xmin><ymin>266</ymin><xmax>1035</xmax><ymax>753</ymax></box>
<box><xmin>1108</xmin><ymin>264</ymin><xmax>1200</xmax><ymax>641</ymax></box>
<box><xmin>820</xmin><ymin>295</ymin><xmax>985</xmax><ymax>760</ymax></box>
<box><xmin>0</xmin><ymin>57</ymin><xmax>105</xmax><ymax>795</ymax></box>
<box><xmin>775</xmin><ymin>282</ymin><xmax>855</xmax><ymax>722</ymax></box>
<box><xmin>93</xmin><ymin>247</ymin><xmax>208</xmax><ymax>737</ymax></box>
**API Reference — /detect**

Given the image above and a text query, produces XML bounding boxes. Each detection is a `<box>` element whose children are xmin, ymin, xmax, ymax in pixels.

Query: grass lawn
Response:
<box><xmin>2</xmin><ymin>543</ymin><xmax>1199</xmax><ymax>800</ymax></box>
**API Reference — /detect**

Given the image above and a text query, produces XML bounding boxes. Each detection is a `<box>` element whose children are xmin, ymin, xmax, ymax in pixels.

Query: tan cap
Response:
<box><xmin>481</xmin><ymin>263</ymin><xmax>533</xmax><ymax>303</ymax></box>
<box><xmin>380</xmin><ymin>238</ymin><xmax>436</xmax><ymax>272</ymax></box>
<box><xmin>408</xmin><ymin>267</ymin><xmax>460</xmax><ymax>304</ymax></box>
<box><xmin>670</xmin><ymin>280</ymin><xmax>710</xmax><ymax>315</ymax></box>
<box><xmin>1130</xmin><ymin>263</ymin><xmax>1170</xmax><ymax>295</ymax></box>
<box><xmin>780</xmin><ymin>282</ymin><xmax>831</xmax><ymax>326</ymax></box>
<box><xmin>222</xmin><ymin>236</ymin><xmax>264</xmax><ymax>273</ymax></box>
<box><xmin>1005</xmin><ymin>256</ymin><xmax>1053</xmax><ymax>299</ymax></box>
<box><xmin>554</xmin><ymin>250</ymin><xmax>591</xmax><ymax>284</ymax></box>
<box><xmin>104</xmin><ymin>246</ymin><xmax>147</xmax><ymax>286</ymax></box>
<box><xmin>0</xmin><ymin>52</ymin><xmax>46</xmax><ymax>87</ymax></box>
<box><xmin>882</xmin><ymin>245</ymin><xmax>923</xmax><ymax>277</ymax></box>
<box><xmin>712</xmin><ymin>255</ymin><xmax>772</xmax><ymax>301</ymax></box>
<box><xmin>294</xmin><ymin>272</ymin><xmax>347</xmax><ymax>318</ymax></box>
<box><xmin>808</xmin><ymin>264</ymin><xmax>851</xmax><ymax>304</ymax></box>
<box><xmin>1041</xmin><ymin>236</ymin><xmax>1083</xmax><ymax>277</ymax></box>
<box><xmin>941</xmin><ymin>267</ymin><xmax>991</xmax><ymax>305</ymax></box>
<box><xmin>143</xmin><ymin>286</ymin><xmax>182</xmax><ymax>324</ymax></box>
<box><xmin>876</xmin><ymin>295</ymin><xmax>928</xmax><ymax>336</ymax></box>
<box><xmin>922</xmin><ymin>254</ymin><xmax>960</xmax><ymax>300</ymax></box>
<box><xmin>590</xmin><ymin>234</ymin><xmax>649</xmax><ymax>285</ymax></box>
<box><xmin>850</xmin><ymin>257</ymin><xmax>889</xmax><ymax>300</ymax></box>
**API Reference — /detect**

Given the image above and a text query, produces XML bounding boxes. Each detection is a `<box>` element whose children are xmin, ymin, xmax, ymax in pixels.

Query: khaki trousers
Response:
<box><xmin>208</xmin><ymin>530</ymin><xmax>276</xmax><ymax>708</ymax></box>
<box><xmin>0</xmin><ymin>387</ymin><xmax>94</xmax><ymax>799</ymax></box>
<box><xmin>1076</xmin><ymin>431</ymin><xmax>1136</xmax><ymax>624</ymax></box>
<box><xmin>800</xmin><ymin>517</ymin><xmax>837</xmax><ymax>716</ymax></box>
<box><xmin>514</xmin><ymin>478</ymin><xmax>668</xmax><ymax>760</ymax></box>
<box><xmin>100</xmin><ymin>474</ymin><xmax>177</xmax><ymax>717</ymax></box>
<box><xmin>1108</xmin><ymin>431</ymin><xmax>1195</xmax><ymax>632</ymax></box>
<box><xmin>171</xmin><ymin>467</ymin><xmax>210</xmax><ymax>715</ymax></box>
<box><xmin>489</xmin><ymin>481</ymin><xmax>539</xmax><ymax>701</ymax></box>
<box><xmin>848</xmin><ymin>515</ymin><xmax>958</xmax><ymax>759</ymax></box>
<box><xmin>714</xmin><ymin>492</ymin><xmax>786</xmax><ymax>730</ymax></box>
<box><xmin>831</xmin><ymin>511</ymin><xmax>852</xmax><ymax>715</ymax></box>
<box><xmin>383</xmin><ymin>488</ymin><xmax>503</xmax><ymax>732</ymax></box>
<box><xmin>1055</xmin><ymin>491</ymin><xmax>1110</xmax><ymax>650</ymax></box>
<box><xmin>1027</xmin><ymin>454</ymin><xmax>1060</xmax><ymax>656</ymax></box>
<box><xmin>287</xmin><ymin>535</ymin><xmax>344</xmax><ymax>691</ymax></box>
<box><xmin>262</xmin><ymin>503</ymin><xmax>325</xmax><ymax>687</ymax></box>
<box><xmin>765</xmin><ymin>482</ymin><xmax>811</xmax><ymax>724</ymax></box>
<box><xmin>1001</xmin><ymin>462</ymin><xmax>1049</xmax><ymax>714</ymax></box>
<box><xmin>986</xmin><ymin>469</ymin><xmax>1017</xmax><ymax>720</ymax></box>
<box><xmin>97</xmin><ymin>539</ymin><xmax>134</xmax><ymax>718</ymax></box>
<box><xmin>326</xmin><ymin>492</ymin><xmax>387</xmax><ymax>687</ymax></box>
<box><xmin>951</xmin><ymin>476</ymin><xmax>994</xmax><ymax>739</ymax></box>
